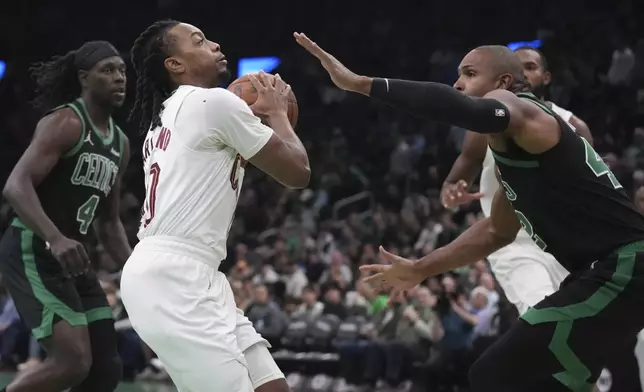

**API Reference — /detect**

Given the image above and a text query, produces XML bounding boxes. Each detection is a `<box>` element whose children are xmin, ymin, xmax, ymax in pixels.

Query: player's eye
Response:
<box><xmin>197</xmin><ymin>38</ymin><xmax>205</xmax><ymax>46</ymax></box>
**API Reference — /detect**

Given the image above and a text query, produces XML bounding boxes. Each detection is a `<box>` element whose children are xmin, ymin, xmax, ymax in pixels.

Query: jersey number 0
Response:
<box><xmin>143</xmin><ymin>163</ymin><xmax>161</xmax><ymax>228</ymax></box>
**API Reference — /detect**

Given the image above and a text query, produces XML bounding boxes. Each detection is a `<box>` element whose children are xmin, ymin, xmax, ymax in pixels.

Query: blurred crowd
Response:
<box><xmin>2</xmin><ymin>0</ymin><xmax>644</xmax><ymax>391</ymax></box>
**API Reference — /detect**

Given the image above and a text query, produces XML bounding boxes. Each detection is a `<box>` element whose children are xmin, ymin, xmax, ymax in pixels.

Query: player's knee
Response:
<box><xmin>53</xmin><ymin>350</ymin><xmax>92</xmax><ymax>385</ymax></box>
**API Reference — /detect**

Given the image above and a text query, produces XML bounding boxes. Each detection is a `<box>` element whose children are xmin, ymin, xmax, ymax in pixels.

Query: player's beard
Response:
<box><xmin>530</xmin><ymin>81</ymin><xmax>548</xmax><ymax>100</ymax></box>
<box><xmin>217</xmin><ymin>68</ymin><xmax>232</xmax><ymax>86</ymax></box>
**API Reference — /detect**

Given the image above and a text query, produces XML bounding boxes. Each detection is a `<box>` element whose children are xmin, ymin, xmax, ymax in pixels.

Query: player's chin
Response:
<box><xmin>110</xmin><ymin>96</ymin><xmax>126</xmax><ymax>108</ymax></box>
<box><xmin>216</xmin><ymin>68</ymin><xmax>232</xmax><ymax>85</ymax></box>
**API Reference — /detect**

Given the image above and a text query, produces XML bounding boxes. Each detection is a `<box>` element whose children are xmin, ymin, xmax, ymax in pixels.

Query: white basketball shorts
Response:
<box><xmin>121</xmin><ymin>237</ymin><xmax>258</xmax><ymax>392</ymax></box>
<box><xmin>488</xmin><ymin>239</ymin><xmax>570</xmax><ymax>315</ymax></box>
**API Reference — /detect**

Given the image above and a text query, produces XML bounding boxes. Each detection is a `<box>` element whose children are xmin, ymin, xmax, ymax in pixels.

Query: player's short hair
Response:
<box><xmin>475</xmin><ymin>45</ymin><xmax>529</xmax><ymax>93</ymax></box>
<box><xmin>29</xmin><ymin>41</ymin><xmax>120</xmax><ymax>112</ymax></box>
<box><xmin>128</xmin><ymin>20</ymin><xmax>180</xmax><ymax>134</ymax></box>
<box><xmin>514</xmin><ymin>46</ymin><xmax>549</xmax><ymax>72</ymax></box>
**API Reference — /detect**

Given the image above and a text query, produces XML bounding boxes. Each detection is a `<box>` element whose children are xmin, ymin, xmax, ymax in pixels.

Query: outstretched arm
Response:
<box><xmin>413</xmin><ymin>188</ymin><xmax>520</xmax><ymax>277</ymax></box>
<box><xmin>295</xmin><ymin>33</ymin><xmax>511</xmax><ymax>135</ymax></box>
<box><xmin>360</xmin><ymin>188</ymin><xmax>521</xmax><ymax>298</ymax></box>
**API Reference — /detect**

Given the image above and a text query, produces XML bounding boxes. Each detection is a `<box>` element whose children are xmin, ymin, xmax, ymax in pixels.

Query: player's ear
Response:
<box><xmin>543</xmin><ymin>70</ymin><xmax>552</xmax><ymax>86</ymax></box>
<box><xmin>497</xmin><ymin>73</ymin><xmax>513</xmax><ymax>90</ymax></box>
<box><xmin>78</xmin><ymin>70</ymin><xmax>89</xmax><ymax>89</ymax></box>
<box><xmin>164</xmin><ymin>57</ymin><xmax>185</xmax><ymax>75</ymax></box>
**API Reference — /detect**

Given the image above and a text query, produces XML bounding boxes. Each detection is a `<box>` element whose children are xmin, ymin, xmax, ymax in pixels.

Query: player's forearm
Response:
<box><xmin>413</xmin><ymin>217</ymin><xmax>513</xmax><ymax>277</ymax></box>
<box><xmin>95</xmin><ymin>219</ymin><xmax>131</xmax><ymax>267</ymax></box>
<box><xmin>265</xmin><ymin>112</ymin><xmax>311</xmax><ymax>187</ymax></box>
<box><xmin>354</xmin><ymin>78</ymin><xmax>509</xmax><ymax>134</ymax></box>
<box><xmin>444</xmin><ymin>154</ymin><xmax>481</xmax><ymax>188</ymax></box>
<box><xmin>2</xmin><ymin>180</ymin><xmax>63</xmax><ymax>242</ymax></box>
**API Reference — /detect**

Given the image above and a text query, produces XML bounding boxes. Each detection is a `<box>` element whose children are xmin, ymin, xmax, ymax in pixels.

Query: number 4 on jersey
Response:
<box><xmin>583</xmin><ymin>138</ymin><xmax>622</xmax><ymax>189</ymax></box>
<box><xmin>77</xmin><ymin>195</ymin><xmax>100</xmax><ymax>235</ymax></box>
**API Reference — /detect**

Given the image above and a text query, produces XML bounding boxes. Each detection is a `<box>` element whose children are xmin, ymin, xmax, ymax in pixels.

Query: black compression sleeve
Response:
<box><xmin>370</xmin><ymin>78</ymin><xmax>511</xmax><ymax>134</ymax></box>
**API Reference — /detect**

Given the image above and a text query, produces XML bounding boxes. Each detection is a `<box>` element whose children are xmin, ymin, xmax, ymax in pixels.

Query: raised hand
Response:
<box><xmin>360</xmin><ymin>247</ymin><xmax>425</xmax><ymax>306</ymax></box>
<box><xmin>441</xmin><ymin>180</ymin><xmax>484</xmax><ymax>209</ymax></box>
<box><xmin>248</xmin><ymin>71</ymin><xmax>291</xmax><ymax>118</ymax></box>
<box><xmin>294</xmin><ymin>32</ymin><xmax>371</xmax><ymax>95</ymax></box>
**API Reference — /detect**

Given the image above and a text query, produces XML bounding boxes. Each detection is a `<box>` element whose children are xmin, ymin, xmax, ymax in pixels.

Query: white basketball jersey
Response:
<box><xmin>479</xmin><ymin>102</ymin><xmax>575</xmax><ymax>240</ymax></box>
<box><xmin>137</xmin><ymin>85</ymin><xmax>273</xmax><ymax>261</ymax></box>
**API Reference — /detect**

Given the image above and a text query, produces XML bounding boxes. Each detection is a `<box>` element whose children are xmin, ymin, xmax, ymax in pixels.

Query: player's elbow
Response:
<box><xmin>2</xmin><ymin>175</ymin><xmax>24</xmax><ymax>204</ymax></box>
<box><xmin>486</xmin><ymin>218</ymin><xmax>518</xmax><ymax>249</ymax></box>
<box><xmin>284</xmin><ymin>164</ymin><xmax>311</xmax><ymax>189</ymax></box>
<box><xmin>490</xmin><ymin>226</ymin><xmax>518</xmax><ymax>248</ymax></box>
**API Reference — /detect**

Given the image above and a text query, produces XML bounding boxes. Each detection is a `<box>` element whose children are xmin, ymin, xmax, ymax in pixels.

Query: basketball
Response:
<box><xmin>227</xmin><ymin>74</ymin><xmax>299</xmax><ymax>129</ymax></box>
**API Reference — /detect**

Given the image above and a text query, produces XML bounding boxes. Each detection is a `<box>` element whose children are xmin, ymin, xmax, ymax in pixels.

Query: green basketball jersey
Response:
<box><xmin>491</xmin><ymin>92</ymin><xmax>644</xmax><ymax>272</ymax></box>
<box><xmin>36</xmin><ymin>98</ymin><xmax>126</xmax><ymax>241</ymax></box>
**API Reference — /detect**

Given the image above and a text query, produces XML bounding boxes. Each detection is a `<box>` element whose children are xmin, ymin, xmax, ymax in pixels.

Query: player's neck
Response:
<box><xmin>172</xmin><ymin>74</ymin><xmax>219</xmax><ymax>90</ymax></box>
<box><xmin>80</xmin><ymin>93</ymin><xmax>111</xmax><ymax>130</ymax></box>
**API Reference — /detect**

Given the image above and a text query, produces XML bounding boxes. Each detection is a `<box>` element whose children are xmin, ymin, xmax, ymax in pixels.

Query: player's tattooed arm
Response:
<box><xmin>412</xmin><ymin>188</ymin><xmax>520</xmax><ymax>277</ymax></box>
<box><xmin>2</xmin><ymin>109</ymin><xmax>81</xmax><ymax>243</ymax></box>
<box><xmin>93</xmin><ymin>137</ymin><xmax>132</xmax><ymax>267</ymax></box>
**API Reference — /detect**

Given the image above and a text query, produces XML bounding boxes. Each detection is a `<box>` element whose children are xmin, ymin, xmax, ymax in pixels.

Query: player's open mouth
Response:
<box><xmin>113</xmin><ymin>91</ymin><xmax>125</xmax><ymax>98</ymax></box>
<box><xmin>217</xmin><ymin>57</ymin><xmax>227</xmax><ymax>66</ymax></box>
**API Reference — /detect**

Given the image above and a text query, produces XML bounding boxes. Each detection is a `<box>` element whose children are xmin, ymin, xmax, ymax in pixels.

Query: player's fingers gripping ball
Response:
<box><xmin>228</xmin><ymin>73</ymin><xmax>299</xmax><ymax>128</ymax></box>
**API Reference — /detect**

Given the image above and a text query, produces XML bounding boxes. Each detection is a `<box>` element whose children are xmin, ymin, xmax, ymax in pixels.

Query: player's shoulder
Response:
<box><xmin>483</xmin><ymin>88</ymin><xmax>517</xmax><ymax>102</ymax></box>
<box><xmin>31</xmin><ymin>107</ymin><xmax>83</xmax><ymax>151</ymax></box>
<box><xmin>547</xmin><ymin>101</ymin><xmax>573</xmax><ymax>118</ymax></box>
<box><xmin>487</xmin><ymin>89</ymin><xmax>548</xmax><ymax>119</ymax></box>
<box><xmin>37</xmin><ymin>106</ymin><xmax>83</xmax><ymax>134</ymax></box>
<box><xmin>189</xmin><ymin>86</ymin><xmax>244</xmax><ymax>106</ymax></box>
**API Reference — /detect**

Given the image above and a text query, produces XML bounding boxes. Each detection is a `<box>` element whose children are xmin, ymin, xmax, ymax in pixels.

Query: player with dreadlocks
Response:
<box><xmin>0</xmin><ymin>41</ymin><xmax>131</xmax><ymax>392</ymax></box>
<box><xmin>122</xmin><ymin>20</ymin><xmax>308</xmax><ymax>392</ymax></box>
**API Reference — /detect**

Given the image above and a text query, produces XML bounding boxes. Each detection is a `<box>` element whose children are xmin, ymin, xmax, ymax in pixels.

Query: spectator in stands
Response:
<box><xmin>304</xmin><ymin>252</ymin><xmax>326</xmax><ymax>284</ymax></box>
<box><xmin>636</xmin><ymin>186</ymin><xmax>644</xmax><ymax>213</ymax></box>
<box><xmin>478</xmin><ymin>272</ymin><xmax>500</xmax><ymax>309</ymax></box>
<box><xmin>254</xmin><ymin>261</ymin><xmax>281</xmax><ymax>287</ymax></box>
<box><xmin>608</xmin><ymin>36</ymin><xmax>636</xmax><ymax>86</ymax></box>
<box><xmin>322</xmin><ymin>286</ymin><xmax>348</xmax><ymax>320</ymax></box>
<box><xmin>413</xmin><ymin>217</ymin><xmax>443</xmax><ymax>255</ymax></box>
<box><xmin>432</xmin><ymin>276</ymin><xmax>476</xmax><ymax>386</ymax></box>
<box><xmin>319</xmin><ymin>251</ymin><xmax>352</xmax><ymax>292</ymax></box>
<box><xmin>345</xmin><ymin>279</ymin><xmax>388</xmax><ymax>317</ymax></box>
<box><xmin>0</xmin><ymin>286</ymin><xmax>25</xmax><ymax>369</ymax></box>
<box><xmin>229</xmin><ymin>259</ymin><xmax>255</xmax><ymax>282</ymax></box>
<box><xmin>625</xmin><ymin>127</ymin><xmax>644</xmax><ymax>170</ymax></box>
<box><xmin>360</xmin><ymin>286</ymin><xmax>442</xmax><ymax>390</ymax></box>
<box><xmin>282</xmin><ymin>296</ymin><xmax>301</xmax><ymax>316</ymax></box>
<box><xmin>292</xmin><ymin>285</ymin><xmax>324</xmax><ymax>321</ymax></box>
<box><xmin>283</xmin><ymin>261</ymin><xmax>309</xmax><ymax>299</ymax></box>
<box><xmin>246</xmin><ymin>284</ymin><xmax>290</xmax><ymax>345</ymax></box>
<box><xmin>232</xmin><ymin>279</ymin><xmax>252</xmax><ymax>312</ymax></box>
